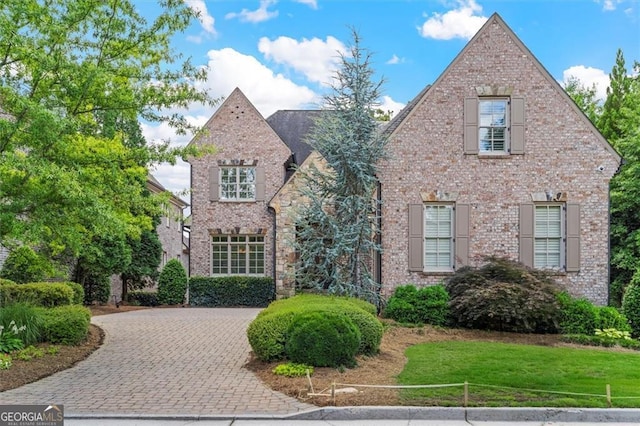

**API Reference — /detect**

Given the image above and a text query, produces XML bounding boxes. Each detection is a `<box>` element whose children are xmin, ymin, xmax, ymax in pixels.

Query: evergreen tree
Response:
<box><xmin>293</xmin><ymin>31</ymin><xmax>387</xmax><ymax>307</ymax></box>
<box><xmin>599</xmin><ymin>49</ymin><xmax>631</xmax><ymax>141</ymax></box>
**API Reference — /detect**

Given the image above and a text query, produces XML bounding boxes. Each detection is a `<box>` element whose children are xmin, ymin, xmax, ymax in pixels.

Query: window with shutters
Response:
<box><xmin>211</xmin><ymin>235</ymin><xmax>265</xmax><ymax>275</ymax></box>
<box><xmin>534</xmin><ymin>205</ymin><xmax>564</xmax><ymax>269</ymax></box>
<box><xmin>220</xmin><ymin>167</ymin><xmax>256</xmax><ymax>200</ymax></box>
<box><xmin>424</xmin><ymin>204</ymin><xmax>454</xmax><ymax>271</ymax></box>
<box><xmin>479</xmin><ymin>99</ymin><xmax>508</xmax><ymax>153</ymax></box>
<box><xmin>464</xmin><ymin>96</ymin><xmax>525</xmax><ymax>155</ymax></box>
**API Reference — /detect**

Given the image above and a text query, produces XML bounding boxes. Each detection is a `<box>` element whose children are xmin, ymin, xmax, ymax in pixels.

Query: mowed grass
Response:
<box><xmin>397</xmin><ymin>341</ymin><xmax>640</xmax><ymax>407</ymax></box>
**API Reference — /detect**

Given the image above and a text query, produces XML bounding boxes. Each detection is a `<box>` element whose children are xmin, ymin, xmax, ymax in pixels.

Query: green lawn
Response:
<box><xmin>397</xmin><ymin>341</ymin><xmax>640</xmax><ymax>407</ymax></box>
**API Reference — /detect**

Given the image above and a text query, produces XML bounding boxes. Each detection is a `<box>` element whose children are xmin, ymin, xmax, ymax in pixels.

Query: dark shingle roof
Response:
<box><xmin>266</xmin><ymin>110</ymin><xmax>328</xmax><ymax>165</ymax></box>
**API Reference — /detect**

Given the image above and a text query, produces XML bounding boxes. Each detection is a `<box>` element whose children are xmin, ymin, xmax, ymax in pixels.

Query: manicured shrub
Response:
<box><xmin>0</xmin><ymin>302</ymin><xmax>42</xmax><ymax>346</ymax></box>
<box><xmin>596</xmin><ymin>306</ymin><xmax>631</xmax><ymax>332</ymax></box>
<box><xmin>384</xmin><ymin>284</ymin><xmax>449</xmax><ymax>326</ymax></box>
<box><xmin>247</xmin><ymin>293</ymin><xmax>382</xmax><ymax>361</ymax></box>
<box><xmin>0</xmin><ymin>246</ymin><xmax>53</xmax><ymax>283</ymax></box>
<box><xmin>82</xmin><ymin>273</ymin><xmax>111</xmax><ymax>305</ymax></box>
<box><xmin>622</xmin><ymin>277</ymin><xmax>640</xmax><ymax>337</ymax></box>
<box><xmin>157</xmin><ymin>259</ymin><xmax>187</xmax><ymax>305</ymax></box>
<box><xmin>445</xmin><ymin>257</ymin><xmax>561</xmax><ymax>333</ymax></box>
<box><xmin>285</xmin><ymin>311</ymin><xmax>361</xmax><ymax>368</ymax></box>
<box><xmin>557</xmin><ymin>292</ymin><xmax>598</xmax><ymax>335</ymax></box>
<box><xmin>0</xmin><ymin>282</ymin><xmax>74</xmax><ymax>307</ymax></box>
<box><xmin>189</xmin><ymin>276</ymin><xmax>275</xmax><ymax>307</ymax></box>
<box><xmin>63</xmin><ymin>282</ymin><xmax>85</xmax><ymax>305</ymax></box>
<box><xmin>37</xmin><ymin>305</ymin><xmax>91</xmax><ymax>345</ymax></box>
<box><xmin>126</xmin><ymin>290</ymin><xmax>159</xmax><ymax>307</ymax></box>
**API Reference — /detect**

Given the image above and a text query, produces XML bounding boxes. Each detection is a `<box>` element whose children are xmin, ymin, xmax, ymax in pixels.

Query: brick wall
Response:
<box><xmin>378</xmin><ymin>17</ymin><xmax>619</xmax><ymax>304</ymax></box>
<box><xmin>188</xmin><ymin>88</ymin><xmax>291</xmax><ymax>278</ymax></box>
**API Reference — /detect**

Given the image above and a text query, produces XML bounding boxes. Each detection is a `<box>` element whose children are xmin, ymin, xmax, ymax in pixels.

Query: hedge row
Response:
<box><xmin>0</xmin><ymin>281</ymin><xmax>84</xmax><ymax>307</ymax></box>
<box><xmin>189</xmin><ymin>276</ymin><xmax>274</xmax><ymax>307</ymax></box>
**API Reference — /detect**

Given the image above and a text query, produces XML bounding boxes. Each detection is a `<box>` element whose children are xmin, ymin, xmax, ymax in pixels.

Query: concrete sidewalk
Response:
<box><xmin>0</xmin><ymin>308</ymin><xmax>312</xmax><ymax>415</ymax></box>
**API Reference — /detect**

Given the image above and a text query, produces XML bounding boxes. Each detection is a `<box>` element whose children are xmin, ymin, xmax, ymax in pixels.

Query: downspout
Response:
<box><xmin>268</xmin><ymin>205</ymin><xmax>277</xmax><ymax>299</ymax></box>
<box><xmin>376</xmin><ymin>179</ymin><xmax>383</xmax><ymax>309</ymax></box>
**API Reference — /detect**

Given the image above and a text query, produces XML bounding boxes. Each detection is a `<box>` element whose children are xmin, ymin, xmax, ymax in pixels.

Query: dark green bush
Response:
<box><xmin>445</xmin><ymin>257</ymin><xmax>561</xmax><ymax>333</ymax></box>
<box><xmin>82</xmin><ymin>274</ymin><xmax>111</xmax><ymax>305</ymax></box>
<box><xmin>247</xmin><ymin>293</ymin><xmax>381</xmax><ymax>361</ymax></box>
<box><xmin>557</xmin><ymin>292</ymin><xmax>598</xmax><ymax>335</ymax></box>
<box><xmin>158</xmin><ymin>259</ymin><xmax>188</xmax><ymax>305</ymax></box>
<box><xmin>0</xmin><ymin>282</ymin><xmax>74</xmax><ymax>307</ymax></box>
<box><xmin>0</xmin><ymin>246</ymin><xmax>53</xmax><ymax>283</ymax></box>
<box><xmin>62</xmin><ymin>282</ymin><xmax>85</xmax><ymax>305</ymax></box>
<box><xmin>622</xmin><ymin>277</ymin><xmax>640</xmax><ymax>337</ymax></box>
<box><xmin>596</xmin><ymin>306</ymin><xmax>631</xmax><ymax>332</ymax></box>
<box><xmin>189</xmin><ymin>276</ymin><xmax>275</xmax><ymax>307</ymax></box>
<box><xmin>126</xmin><ymin>290</ymin><xmax>159</xmax><ymax>307</ymax></box>
<box><xmin>37</xmin><ymin>305</ymin><xmax>91</xmax><ymax>345</ymax></box>
<box><xmin>285</xmin><ymin>311</ymin><xmax>361</xmax><ymax>368</ymax></box>
<box><xmin>384</xmin><ymin>284</ymin><xmax>449</xmax><ymax>326</ymax></box>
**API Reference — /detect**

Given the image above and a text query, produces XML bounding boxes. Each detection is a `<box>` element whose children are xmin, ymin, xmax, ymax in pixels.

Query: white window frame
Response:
<box><xmin>219</xmin><ymin>166</ymin><xmax>256</xmax><ymax>201</ymax></box>
<box><xmin>534</xmin><ymin>204</ymin><xmax>565</xmax><ymax>270</ymax></box>
<box><xmin>478</xmin><ymin>98</ymin><xmax>509</xmax><ymax>154</ymax></box>
<box><xmin>423</xmin><ymin>204</ymin><xmax>454</xmax><ymax>272</ymax></box>
<box><xmin>211</xmin><ymin>235</ymin><xmax>265</xmax><ymax>275</ymax></box>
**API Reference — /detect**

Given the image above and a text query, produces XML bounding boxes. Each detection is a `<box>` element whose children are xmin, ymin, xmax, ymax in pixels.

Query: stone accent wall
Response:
<box><xmin>377</xmin><ymin>17</ymin><xmax>619</xmax><ymax>305</ymax></box>
<box><xmin>269</xmin><ymin>152</ymin><xmax>327</xmax><ymax>298</ymax></box>
<box><xmin>189</xmin><ymin>88</ymin><xmax>291</xmax><ymax>278</ymax></box>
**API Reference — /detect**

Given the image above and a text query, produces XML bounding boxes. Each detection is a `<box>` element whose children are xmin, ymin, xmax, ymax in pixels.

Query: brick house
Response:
<box><xmin>110</xmin><ymin>174</ymin><xmax>188</xmax><ymax>301</ymax></box>
<box><xmin>187</xmin><ymin>13</ymin><xmax>621</xmax><ymax>305</ymax></box>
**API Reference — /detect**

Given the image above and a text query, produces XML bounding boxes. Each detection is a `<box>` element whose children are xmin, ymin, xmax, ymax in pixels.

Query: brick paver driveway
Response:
<box><xmin>0</xmin><ymin>308</ymin><xmax>313</xmax><ymax>416</ymax></box>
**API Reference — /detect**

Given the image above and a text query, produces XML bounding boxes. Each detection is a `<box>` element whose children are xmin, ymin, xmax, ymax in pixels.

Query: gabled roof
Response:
<box><xmin>147</xmin><ymin>174</ymin><xmax>189</xmax><ymax>209</ymax></box>
<box><xmin>266</xmin><ymin>110</ymin><xmax>329</xmax><ymax>165</ymax></box>
<box><xmin>384</xmin><ymin>13</ymin><xmax>621</xmax><ymax>163</ymax></box>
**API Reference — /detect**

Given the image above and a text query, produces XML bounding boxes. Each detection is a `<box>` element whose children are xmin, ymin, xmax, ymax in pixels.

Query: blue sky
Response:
<box><xmin>143</xmin><ymin>0</ymin><xmax>640</xmax><ymax>200</ymax></box>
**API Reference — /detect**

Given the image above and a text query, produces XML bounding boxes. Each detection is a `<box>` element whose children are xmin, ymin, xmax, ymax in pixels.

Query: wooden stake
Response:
<box><xmin>331</xmin><ymin>382</ymin><xmax>336</xmax><ymax>405</ymax></box>
<box><xmin>306</xmin><ymin>369</ymin><xmax>314</xmax><ymax>394</ymax></box>
<box><xmin>606</xmin><ymin>384</ymin><xmax>611</xmax><ymax>408</ymax></box>
<box><xmin>464</xmin><ymin>382</ymin><xmax>469</xmax><ymax>407</ymax></box>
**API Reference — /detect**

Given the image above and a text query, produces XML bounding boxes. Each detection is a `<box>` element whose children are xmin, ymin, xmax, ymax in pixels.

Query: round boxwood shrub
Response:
<box><xmin>157</xmin><ymin>259</ymin><xmax>187</xmax><ymax>305</ymax></box>
<box><xmin>557</xmin><ymin>292</ymin><xmax>598</xmax><ymax>335</ymax></box>
<box><xmin>622</xmin><ymin>277</ymin><xmax>640</xmax><ymax>337</ymax></box>
<box><xmin>37</xmin><ymin>305</ymin><xmax>91</xmax><ymax>345</ymax></box>
<box><xmin>63</xmin><ymin>282</ymin><xmax>85</xmax><ymax>305</ymax></box>
<box><xmin>285</xmin><ymin>311</ymin><xmax>361</xmax><ymax>368</ymax></box>
<box><xmin>247</xmin><ymin>293</ymin><xmax>382</xmax><ymax>361</ymax></box>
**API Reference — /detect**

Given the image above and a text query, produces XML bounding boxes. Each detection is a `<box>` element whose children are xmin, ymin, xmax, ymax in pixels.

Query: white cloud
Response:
<box><xmin>203</xmin><ymin>48</ymin><xmax>319</xmax><ymax>116</ymax></box>
<box><xmin>418</xmin><ymin>0</ymin><xmax>488</xmax><ymax>40</ymax></box>
<box><xmin>295</xmin><ymin>0</ymin><xmax>318</xmax><ymax>9</ymax></box>
<box><xmin>597</xmin><ymin>0</ymin><xmax>624</xmax><ymax>11</ymax></box>
<box><xmin>225</xmin><ymin>0</ymin><xmax>279</xmax><ymax>23</ymax></box>
<box><xmin>562</xmin><ymin>65</ymin><xmax>610</xmax><ymax>101</ymax></box>
<box><xmin>184</xmin><ymin>0</ymin><xmax>216</xmax><ymax>35</ymax></box>
<box><xmin>379</xmin><ymin>96</ymin><xmax>406</xmax><ymax>119</ymax></box>
<box><xmin>386</xmin><ymin>54</ymin><xmax>404</xmax><ymax>65</ymax></box>
<box><xmin>258</xmin><ymin>36</ymin><xmax>346</xmax><ymax>85</ymax></box>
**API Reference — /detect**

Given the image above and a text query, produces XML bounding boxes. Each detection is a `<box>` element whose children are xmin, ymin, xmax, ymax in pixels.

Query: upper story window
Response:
<box><xmin>479</xmin><ymin>99</ymin><xmax>508</xmax><ymax>153</ymax></box>
<box><xmin>220</xmin><ymin>166</ymin><xmax>255</xmax><ymax>201</ymax></box>
<box><xmin>464</xmin><ymin>95</ymin><xmax>525</xmax><ymax>155</ymax></box>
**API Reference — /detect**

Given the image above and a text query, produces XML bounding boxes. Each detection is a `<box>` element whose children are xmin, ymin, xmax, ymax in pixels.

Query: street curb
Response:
<box><xmin>65</xmin><ymin>407</ymin><xmax>640</xmax><ymax>422</ymax></box>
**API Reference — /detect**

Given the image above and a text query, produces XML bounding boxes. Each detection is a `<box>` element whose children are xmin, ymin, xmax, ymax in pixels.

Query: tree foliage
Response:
<box><xmin>293</xmin><ymin>30</ymin><xmax>388</xmax><ymax>306</ymax></box>
<box><xmin>0</xmin><ymin>0</ymin><xmax>215</xmax><ymax>270</ymax></box>
<box><xmin>566</xmin><ymin>49</ymin><xmax>640</xmax><ymax>306</ymax></box>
